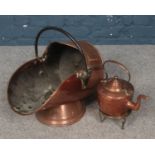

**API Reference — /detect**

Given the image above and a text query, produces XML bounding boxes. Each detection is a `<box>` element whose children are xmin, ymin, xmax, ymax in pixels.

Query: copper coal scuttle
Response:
<box><xmin>7</xmin><ymin>26</ymin><xmax>103</xmax><ymax>126</ymax></box>
<box><xmin>7</xmin><ymin>26</ymin><xmax>148</xmax><ymax>129</ymax></box>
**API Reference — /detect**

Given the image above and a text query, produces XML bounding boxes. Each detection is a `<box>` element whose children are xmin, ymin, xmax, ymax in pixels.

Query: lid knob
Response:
<box><xmin>105</xmin><ymin>76</ymin><xmax>123</xmax><ymax>92</ymax></box>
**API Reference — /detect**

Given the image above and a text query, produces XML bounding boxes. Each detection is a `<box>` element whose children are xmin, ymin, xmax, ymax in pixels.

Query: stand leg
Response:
<box><xmin>99</xmin><ymin>110</ymin><xmax>106</xmax><ymax>122</ymax></box>
<box><xmin>121</xmin><ymin>117</ymin><xmax>126</xmax><ymax>130</ymax></box>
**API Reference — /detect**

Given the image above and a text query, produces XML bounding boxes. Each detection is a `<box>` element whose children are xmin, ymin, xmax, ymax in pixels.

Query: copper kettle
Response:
<box><xmin>97</xmin><ymin>60</ymin><xmax>148</xmax><ymax>117</ymax></box>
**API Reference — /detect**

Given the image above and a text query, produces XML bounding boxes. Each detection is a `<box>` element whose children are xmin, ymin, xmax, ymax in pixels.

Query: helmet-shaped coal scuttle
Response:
<box><xmin>7</xmin><ymin>26</ymin><xmax>103</xmax><ymax>126</ymax></box>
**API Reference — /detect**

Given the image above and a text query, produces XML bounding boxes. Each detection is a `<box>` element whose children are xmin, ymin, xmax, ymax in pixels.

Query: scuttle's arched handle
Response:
<box><xmin>34</xmin><ymin>26</ymin><xmax>90</xmax><ymax>89</ymax></box>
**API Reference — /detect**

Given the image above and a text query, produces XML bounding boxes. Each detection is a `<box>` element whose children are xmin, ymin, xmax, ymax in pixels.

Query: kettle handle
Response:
<box><xmin>34</xmin><ymin>26</ymin><xmax>88</xmax><ymax>73</ymax></box>
<box><xmin>103</xmin><ymin>60</ymin><xmax>131</xmax><ymax>82</ymax></box>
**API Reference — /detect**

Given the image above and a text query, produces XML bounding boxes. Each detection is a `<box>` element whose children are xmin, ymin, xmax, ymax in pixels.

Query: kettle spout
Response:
<box><xmin>126</xmin><ymin>95</ymin><xmax>148</xmax><ymax>111</ymax></box>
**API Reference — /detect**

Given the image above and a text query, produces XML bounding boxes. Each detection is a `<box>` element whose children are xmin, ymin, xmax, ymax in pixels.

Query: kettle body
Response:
<box><xmin>98</xmin><ymin>77</ymin><xmax>134</xmax><ymax>117</ymax></box>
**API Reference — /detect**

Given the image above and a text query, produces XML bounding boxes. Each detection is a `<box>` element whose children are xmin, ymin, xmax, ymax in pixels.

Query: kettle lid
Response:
<box><xmin>105</xmin><ymin>76</ymin><xmax>124</xmax><ymax>92</ymax></box>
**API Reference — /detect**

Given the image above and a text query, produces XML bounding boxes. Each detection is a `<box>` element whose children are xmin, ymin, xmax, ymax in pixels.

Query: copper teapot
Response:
<box><xmin>97</xmin><ymin>60</ymin><xmax>148</xmax><ymax>117</ymax></box>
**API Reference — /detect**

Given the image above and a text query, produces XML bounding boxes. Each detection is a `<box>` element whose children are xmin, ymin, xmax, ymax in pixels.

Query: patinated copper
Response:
<box><xmin>7</xmin><ymin>26</ymin><xmax>103</xmax><ymax>126</ymax></box>
<box><xmin>97</xmin><ymin>60</ymin><xmax>148</xmax><ymax>118</ymax></box>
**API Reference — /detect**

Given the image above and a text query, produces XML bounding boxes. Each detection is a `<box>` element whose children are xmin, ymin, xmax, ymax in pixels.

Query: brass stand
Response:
<box><xmin>99</xmin><ymin>110</ymin><xmax>131</xmax><ymax>129</ymax></box>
